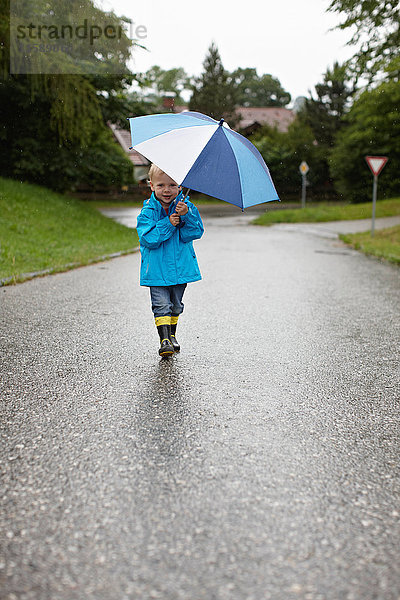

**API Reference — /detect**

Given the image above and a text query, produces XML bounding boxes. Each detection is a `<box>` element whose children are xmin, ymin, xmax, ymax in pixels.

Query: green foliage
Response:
<box><xmin>77</xmin><ymin>128</ymin><xmax>134</xmax><ymax>188</ymax></box>
<box><xmin>98</xmin><ymin>89</ymin><xmax>156</xmax><ymax>130</ymax></box>
<box><xmin>0</xmin><ymin>0</ymin><xmax>10</xmax><ymax>79</ymax></box>
<box><xmin>4</xmin><ymin>0</ymin><xmax>136</xmax><ymax>145</ymax></box>
<box><xmin>189</xmin><ymin>43</ymin><xmax>237</xmax><ymax>122</ymax></box>
<box><xmin>293</xmin><ymin>62</ymin><xmax>355</xmax><ymax>196</ymax></box>
<box><xmin>8</xmin><ymin>0</ymin><xmax>134</xmax><ymax>76</ymax></box>
<box><xmin>230</xmin><ymin>67</ymin><xmax>291</xmax><ymax>107</ymax></box>
<box><xmin>251</xmin><ymin>118</ymin><xmax>330</xmax><ymax>199</ymax></box>
<box><xmin>135</xmin><ymin>65</ymin><xmax>191</xmax><ymax>105</ymax></box>
<box><xmin>4</xmin><ymin>131</ymin><xmax>133</xmax><ymax>193</ymax></box>
<box><xmin>0</xmin><ymin>176</ymin><xmax>138</xmax><ymax>283</ymax></box>
<box><xmin>298</xmin><ymin>62</ymin><xmax>355</xmax><ymax>147</ymax></box>
<box><xmin>327</xmin><ymin>0</ymin><xmax>400</xmax><ymax>81</ymax></box>
<box><xmin>39</xmin><ymin>75</ymin><xmax>102</xmax><ymax>145</ymax></box>
<box><xmin>0</xmin><ymin>0</ymin><xmax>142</xmax><ymax>191</ymax></box>
<box><xmin>0</xmin><ymin>74</ymin><xmax>134</xmax><ymax>191</ymax></box>
<box><xmin>330</xmin><ymin>78</ymin><xmax>400</xmax><ymax>202</ymax></box>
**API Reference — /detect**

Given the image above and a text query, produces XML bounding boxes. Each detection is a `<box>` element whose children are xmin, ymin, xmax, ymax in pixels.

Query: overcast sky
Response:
<box><xmin>98</xmin><ymin>0</ymin><xmax>355</xmax><ymax>103</ymax></box>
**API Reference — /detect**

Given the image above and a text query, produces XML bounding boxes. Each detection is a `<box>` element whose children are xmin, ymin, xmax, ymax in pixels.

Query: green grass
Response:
<box><xmin>0</xmin><ymin>177</ymin><xmax>139</xmax><ymax>285</ymax></box>
<box><xmin>340</xmin><ymin>225</ymin><xmax>400</xmax><ymax>265</ymax></box>
<box><xmin>252</xmin><ymin>197</ymin><xmax>400</xmax><ymax>225</ymax></box>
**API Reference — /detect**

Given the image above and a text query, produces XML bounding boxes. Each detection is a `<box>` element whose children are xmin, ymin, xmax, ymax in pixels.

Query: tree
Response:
<box><xmin>230</xmin><ymin>67</ymin><xmax>291</xmax><ymax>107</ymax></box>
<box><xmin>330</xmin><ymin>77</ymin><xmax>400</xmax><ymax>202</ymax></box>
<box><xmin>3</xmin><ymin>0</ymin><xmax>136</xmax><ymax>145</ymax></box>
<box><xmin>289</xmin><ymin>62</ymin><xmax>355</xmax><ymax>195</ymax></box>
<box><xmin>189</xmin><ymin>43</ymin><xmax>237</xmax><ymax>122</ymax></box>
<box><xmin>298</xmin><ymin>62</ymin><xmax>355</xmax><ymax>147</ymax></box>
<box><xmin>298</xmin><ymin>62</ymin><xmax>355</xmax><ymax>153</ymax></box>
<box><xmin>250</xmin><ymin>119</ymin><xmax>331</xmax><ymax>200</ymax></box>
<box><xmin>135</xmin><ymin>66</ymin><xmax>190</xmax><ymax>105</ymax></box>
<box><xmin>0</xmin><ymin>76</ymin><xmax>133</xmax><ymax>191</ymax></box>
<box><xmin>97</xmin><ymin>89</ymin><xmax>156</xmax><ymax>131</ymax></box>
<box><xmin>0</xmin><ymin>0</ymin><xmax>140</xmax><ymax>190</ymax></box>
<box><xmin>327</xmin><ymin>0</ymin><xmax>400</xmax><ymax>81</ymax></box>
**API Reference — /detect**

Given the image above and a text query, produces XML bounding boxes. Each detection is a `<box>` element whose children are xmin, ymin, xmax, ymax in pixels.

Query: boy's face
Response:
<box><xmin>150</xmin><ymin>172</ymin><xmax>181</xmax><ymax>205</ymax></box>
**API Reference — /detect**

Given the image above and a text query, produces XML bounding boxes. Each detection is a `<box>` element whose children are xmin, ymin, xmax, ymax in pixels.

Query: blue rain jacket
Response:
<box><xmin>137</xmin><ymin>191</ymin><xmax>204</xmax><ymax>286</ymax></box>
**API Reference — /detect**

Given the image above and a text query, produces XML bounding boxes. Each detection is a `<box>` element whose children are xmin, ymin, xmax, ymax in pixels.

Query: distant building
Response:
<box><xmin>235</xmin><ymin>107</ymin><xmax>295</xmax><ymax>135</ymax></box>
<box><xmin>108</xmin><ymin>122</ymin><xmax>150</xmax><ymax>183</ymax></box>
<box><xmin>174</xmin><ymin>104</ymin><xmax>295</xmax><ymax>135</ymax></box>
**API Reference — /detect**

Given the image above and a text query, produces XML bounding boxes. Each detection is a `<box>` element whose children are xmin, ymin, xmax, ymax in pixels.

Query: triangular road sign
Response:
<box><xmin>365</xmin><ymin>156</ymin><xmax>388</xmax><ymax>176</ymax></box>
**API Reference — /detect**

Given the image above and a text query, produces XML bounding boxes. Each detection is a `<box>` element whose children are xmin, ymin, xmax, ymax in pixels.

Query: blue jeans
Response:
<box><xmin>150</xmin><ymin>284</ymin><xmax>187</xmax><ymax>318</ymax></box>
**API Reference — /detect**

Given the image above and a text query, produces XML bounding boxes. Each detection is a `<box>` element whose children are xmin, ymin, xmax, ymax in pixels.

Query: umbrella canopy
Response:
<box><xmin>128</xmin><ymin>111</ymin><xmax>279</xmax><ymax>210</ymax></box>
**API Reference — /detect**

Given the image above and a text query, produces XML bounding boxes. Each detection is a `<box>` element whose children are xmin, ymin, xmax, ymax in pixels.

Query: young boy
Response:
<box><xmin>136</xmin><ymin>164</ymin><xmax>204</xmax><ymax>357</ymax></box>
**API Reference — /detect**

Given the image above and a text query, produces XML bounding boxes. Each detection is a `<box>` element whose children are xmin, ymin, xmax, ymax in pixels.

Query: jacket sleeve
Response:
<box><xmin>137</xmin><ymin>206</ymin><xmax>176</xmax><ymax>249</ymax></box>
<box><xmin>179</xmin><ymin>204</ymin><xmax>204</xmax><ymax>243</ymax></box>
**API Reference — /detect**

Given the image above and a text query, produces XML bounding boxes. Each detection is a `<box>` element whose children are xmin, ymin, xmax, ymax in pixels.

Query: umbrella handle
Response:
<box><xmin>173</xmin><ymin>188</ymin><xmax>190</xmax><ymax>210</ymax></box>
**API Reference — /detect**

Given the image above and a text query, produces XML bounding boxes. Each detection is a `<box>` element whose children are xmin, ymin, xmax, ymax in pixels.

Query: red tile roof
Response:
<box><xmin>108</xmin><ymin>122</ymin><xmax>150</xmax><ymax>166</ymax></box>
<box><xmin>175</xmin><ymin>106</ymin><xmax>294</xmax><ymax>132</ymax></box>
<box><xmin>236</xmin><ymin>107</ymin><xmax>295</xmax><ymax>132</ymax></box>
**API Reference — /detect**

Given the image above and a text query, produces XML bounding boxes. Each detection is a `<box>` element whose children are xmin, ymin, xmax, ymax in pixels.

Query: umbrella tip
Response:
<box><xmin>218</xmin><ymin>118</ymin><xmax>224</xmax><ymax>126</ymax></box>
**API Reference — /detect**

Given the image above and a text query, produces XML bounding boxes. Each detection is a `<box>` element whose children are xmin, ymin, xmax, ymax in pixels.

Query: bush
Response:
<box><xmin>330</xmin><ymin>79</ymin><xmax>400</xmax><ymax>203</ymax></box>
<box><xmin>251</xmin><ymin>120</ymin><xmax>339</xmax><ymax>201</ymax></box>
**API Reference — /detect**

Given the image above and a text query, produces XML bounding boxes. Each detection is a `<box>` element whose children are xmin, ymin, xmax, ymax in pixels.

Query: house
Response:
<box><xmin>174</xmin><ymin>104</ymin><xmax>295</xmax><ymax>136</ymax></box>
<box><xmin>108</xmin><ymin>122</ymin><xmax>150</xmax><ymax>183</ymax></box>
<box><xmin>235</xmin><ymin>107</ymin><xmax>295</xmax><ymax>135</ymax></box>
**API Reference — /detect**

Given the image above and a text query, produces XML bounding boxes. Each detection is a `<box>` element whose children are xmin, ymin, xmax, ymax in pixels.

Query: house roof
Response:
<box><xmin>108</xmin><ymin>122</ymin><xmax>150</xmax><ymax>166</ymax></box>
<box><xmin>236</xmin><ymin>107</ymin><xmax>294</xmax><ymax>132</ymax></box>
<box><xmin>175</xmin><ymin>105</ymin><xmax>294</xmax><ymax>132</ymax></box>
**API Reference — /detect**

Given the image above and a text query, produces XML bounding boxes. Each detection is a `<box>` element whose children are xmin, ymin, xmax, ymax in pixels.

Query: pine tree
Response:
<box><xmin>189</xmin><ymin>43</ymin><xmax>237</xmax><ymax>123</ymax></box>
<box><xmin>299</xmin><ymin>62</ymin><xmax>355</xmax><ymax>147</ymax></box>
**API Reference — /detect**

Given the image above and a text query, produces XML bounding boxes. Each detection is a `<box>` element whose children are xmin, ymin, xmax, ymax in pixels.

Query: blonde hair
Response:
<box><xmin>148</xmin><ymin>164</ymin><xmax>166</xmax><ymax>182</ymax></box>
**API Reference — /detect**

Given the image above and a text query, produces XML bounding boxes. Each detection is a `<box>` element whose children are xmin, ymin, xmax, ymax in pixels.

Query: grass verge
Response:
<box><xmin>340</xmin><ymin>225</ymin><xmax>400</xmax><ymax>265</ymax></box>
<box><xmin>252</xmin><ymin>197</ymin><xmax>400</xmax><ymax>225</ymax></box>
<box><xmin>0</xmin><ymin>177</ymin><xmax>139</xmax><ymax>285</ymax></box>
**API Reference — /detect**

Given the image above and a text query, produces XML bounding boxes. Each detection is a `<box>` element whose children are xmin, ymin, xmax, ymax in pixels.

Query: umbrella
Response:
<box><xmin>128</xmin><ymin>111</ymin><xmax>279</xmax><ymax>210</ymax></box>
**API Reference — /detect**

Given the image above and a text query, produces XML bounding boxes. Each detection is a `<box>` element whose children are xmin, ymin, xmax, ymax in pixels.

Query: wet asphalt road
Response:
<box><xmin>1</xmin><ymin>206</ymin><xmax>400</xmax><ymax>600</ymax></box>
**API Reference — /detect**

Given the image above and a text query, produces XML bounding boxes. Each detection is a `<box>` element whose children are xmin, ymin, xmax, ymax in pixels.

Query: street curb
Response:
<box><xmin>0</xmin><ymin>246</ymin><xmax>140</xmax><ymax>287</ymax></box>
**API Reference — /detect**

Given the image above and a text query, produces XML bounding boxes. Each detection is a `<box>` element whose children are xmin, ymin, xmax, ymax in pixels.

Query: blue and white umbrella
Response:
<box><xmin>128</xmin><ymin>111</ymin><xmax>279</xmax><ymax>210</ymax></box>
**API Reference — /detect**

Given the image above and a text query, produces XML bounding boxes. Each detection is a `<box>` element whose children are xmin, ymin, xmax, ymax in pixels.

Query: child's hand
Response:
<box><xmin>169</xmin><ymin>213</ymin><xmax>180</xmax><ymax>226</ymax></box>
<box><xmin>175</xmin><ymin>201</ymin><xmax>188</xmax><ymax>216</ymax></box>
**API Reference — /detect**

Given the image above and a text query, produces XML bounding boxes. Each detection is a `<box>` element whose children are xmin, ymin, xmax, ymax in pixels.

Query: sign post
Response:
<box><xmin>299</xmin><ymin>161</ymin><xmax>309</xmax><ymax>208</ymax></box>
<box><xmin>365</xmin><ymin>156</ymin><xmax>388</xmax><ymax>236</ymax></box>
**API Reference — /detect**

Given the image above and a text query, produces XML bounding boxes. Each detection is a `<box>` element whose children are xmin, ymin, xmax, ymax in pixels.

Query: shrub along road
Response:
<box><xmin>1</xmin><ymin>210</ymin><xmax>399</xmax><ymax>600</ymax></box>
